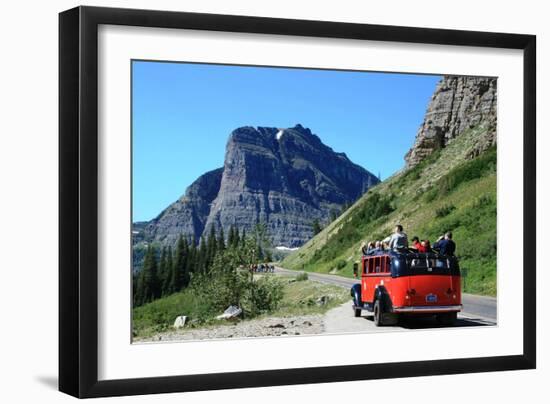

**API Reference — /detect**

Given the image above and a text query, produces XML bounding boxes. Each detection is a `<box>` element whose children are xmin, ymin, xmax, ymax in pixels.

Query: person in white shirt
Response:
<box><xmin>383</xmin><ymin>224</ymin><xmax>409</xmax><ymax>249</ymax></box>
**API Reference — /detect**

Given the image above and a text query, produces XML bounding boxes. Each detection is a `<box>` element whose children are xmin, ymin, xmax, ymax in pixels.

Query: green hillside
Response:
<box><xmin>281</xmin><ymin>125</ymin><xmax>497</xmax><ymax>296</ymax></box>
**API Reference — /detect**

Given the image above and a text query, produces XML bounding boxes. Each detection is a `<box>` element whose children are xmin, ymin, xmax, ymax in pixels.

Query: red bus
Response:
<box><xmin>351</xmin><ymin>250</ymin><xmax>462</xmax><ymax>326</ymax></box>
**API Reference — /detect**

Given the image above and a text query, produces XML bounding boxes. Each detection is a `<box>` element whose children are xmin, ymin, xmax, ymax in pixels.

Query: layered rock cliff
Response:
<box><xmin>405</xmin><ymin>76</ymin><xmax>497</xmax><ymax>167</ymax></box>
<box><xmin>139</xmin><ymin>124</ymin><xmax>379</xmax><ymax>248</ymax></box>
<box><xmin>142</xmin><ymin>168</ymin><xmax>223</xmax><ymax>247</ymax></box>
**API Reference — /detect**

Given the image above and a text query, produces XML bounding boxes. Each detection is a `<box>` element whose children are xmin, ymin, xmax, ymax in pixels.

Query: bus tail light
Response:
<box><xmin>446</xmin><ymin>288</ymin><xmax>457</xmax><ymax>299</ymax></box>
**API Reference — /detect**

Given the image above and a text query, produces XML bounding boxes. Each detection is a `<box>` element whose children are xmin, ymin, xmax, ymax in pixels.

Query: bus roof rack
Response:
<box><xmin>365</xmin><ymin>248</ymin><xmax>455</xmax><ymax>259</ymax></box>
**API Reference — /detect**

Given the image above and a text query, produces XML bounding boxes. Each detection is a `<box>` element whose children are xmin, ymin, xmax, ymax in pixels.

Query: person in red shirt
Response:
<box><xmin>411</xmin><ymin>236</ymin><xmax>426</xmax><ymax>252</ymax></box>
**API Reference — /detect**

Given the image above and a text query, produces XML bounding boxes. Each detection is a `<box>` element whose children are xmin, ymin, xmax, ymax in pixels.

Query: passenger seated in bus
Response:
<box><xmin>364</xmin><ymin>241</ymin><xmax>378</xmax><ymax>255</ymax></box>
<box><xmin>362</xmin><ymin>241</ymin><xmax>383</xmax><ymax>255</ymax></box>
<box><xmin>421</xmin><ymin>239</ymin><xmax>432</xmax><ymax>252</ymax></box>
<box><xmin>383</xmin><ymin>224</ymin><xmax>409</xmax><ymax>249</ymax></box>
<box><xmin>366</xmin><ymin>242</ymin><xmax>376</xmax><ymax>254</ymax></box>
<box><xmin>411</xmin><ymin>236</ymin><xmax>423</xmax><ymax>251</ymax></box>
<box><xmin>433</xmin><ymin>232</ymin><xmax>456</xmax><ymax>256</ymax></box>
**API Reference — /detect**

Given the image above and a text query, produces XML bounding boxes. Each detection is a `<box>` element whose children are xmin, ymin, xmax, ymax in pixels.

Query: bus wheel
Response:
<box><xmin>436</xmin><ymin>312</ymin><xmax>457</xmax><ymax>326</ymax></box>
<box><xmin>354</xmin><ymin>307</ymin><xmax>362</xmax><ymax>317</ymax></box>
<box><xmin>383</xmin><ymin>312</ymin><xmax>399</xmax><ymax>326</ymax></box>
<box><xmin>373</xmin><ymin>300</ymin><xmax>382</xmax><ymax>326</ymax></box>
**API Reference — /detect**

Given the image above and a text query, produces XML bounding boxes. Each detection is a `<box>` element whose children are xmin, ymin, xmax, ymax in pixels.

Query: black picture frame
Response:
<box><xmin>59</xmin><ymin>5</ymin><xmax>536</xmax><ymax>398</ymax></box>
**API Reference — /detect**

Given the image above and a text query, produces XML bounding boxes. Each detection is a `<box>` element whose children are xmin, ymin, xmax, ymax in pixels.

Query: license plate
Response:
<box><xmin>426</xmin><ymin>294</ymin><xmax>437</xmax><ymax>303</ymax></box>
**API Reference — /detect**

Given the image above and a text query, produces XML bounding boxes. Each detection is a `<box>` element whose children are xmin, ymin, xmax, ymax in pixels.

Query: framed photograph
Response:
<box><xmin>59</xmin><ymin>6</ymin><xmax>536</xmax><ymax>398</ymax></box>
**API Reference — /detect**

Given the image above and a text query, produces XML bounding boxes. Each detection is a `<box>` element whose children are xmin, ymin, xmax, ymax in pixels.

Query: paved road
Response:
<box><xmin>323</xmin><ymin>299</ymin><xmax>496</xmax><ymax>334</ymax></box>
<box><xmin>274</xmin><ymin>266</ymin><xmax>497</xmax><ymax>328</ymax></box>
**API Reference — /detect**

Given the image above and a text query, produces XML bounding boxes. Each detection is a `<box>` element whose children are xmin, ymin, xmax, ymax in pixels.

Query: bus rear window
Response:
<box><xmin>407</xmin><ymin>258</ymin><xmax>451</xmax><ymax>270</ymax></box>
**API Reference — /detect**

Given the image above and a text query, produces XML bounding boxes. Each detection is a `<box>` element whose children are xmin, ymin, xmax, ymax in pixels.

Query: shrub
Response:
<box><xmin>245</xmin><ymin>275</ymin><xmax>284</xmax><ymax>316</ymax></box>
<box><xmin>336</xmin><ymin>259</ymin><xmax>347</xmax><ymax>269</ymax></box>
<box><xmin>423</xmin><ymin>187</ymin><xmax>438</xmax><ymax>202</ymax></box>
<box><xmin>435</xmin><ymin>204</ymin><xmax>456</xmax><ymax>218</ymax></box>
<box><xmin>190</xmin><ymin>244</ymin><xmax>285</xmax><ymax>320</ymax></box>
<box><xmin>353</xmin><ymin>192</ymin><xmax>394</xmax><ymax>225</ymax></box>
<box><xmin>295</xmin><ymin>272</ymin><xmax>309</xmax><ymax>281</ymax></box>
<box><xmin>472</xmin><ymin>195</ymin><xmax>493</xmax><ymax>209</ymax></box>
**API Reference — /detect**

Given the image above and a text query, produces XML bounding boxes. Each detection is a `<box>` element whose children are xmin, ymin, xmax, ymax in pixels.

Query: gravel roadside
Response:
<box><xmin>135</xmin><ymin>314</ymin><xmax>325</xmax><ymax>343</ymax></box>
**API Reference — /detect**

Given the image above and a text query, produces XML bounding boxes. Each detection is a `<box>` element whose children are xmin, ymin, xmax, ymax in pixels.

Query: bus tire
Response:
<box><xmin>436</xmin><ymin>312</ymin><xmax>457</xmax><ymax>326</ymax></box>
<box><xmin>374</xmin><ymin>300</ymin><xmax>383</xmax><ymax>326</ymax></box>
<box><xmin>383</xmin><ymin>312</ymin><xmax>399</xmax><ymax>325</ymax></box>
<box><xmin>354</xmin><ymin>308</ymin><xmax>362</xmax><ymax>317</ymax></box>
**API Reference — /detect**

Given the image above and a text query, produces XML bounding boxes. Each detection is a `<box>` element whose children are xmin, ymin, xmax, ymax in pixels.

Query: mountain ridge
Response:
<box><xmin>135</xmin><ymin>124</ymin><xmax>379</xmax><ymax>252</ymax></box>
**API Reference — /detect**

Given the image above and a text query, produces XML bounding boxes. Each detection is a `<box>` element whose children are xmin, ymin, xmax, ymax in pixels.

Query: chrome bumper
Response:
<box><xmin>393</xmin><ymin>305</ymin><xmax>462</xmax><ymax>313</ymax></box>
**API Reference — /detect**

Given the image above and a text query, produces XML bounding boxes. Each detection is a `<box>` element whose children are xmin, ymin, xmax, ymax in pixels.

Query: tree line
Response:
<box><xmin>133</xmin><ymin>224</ymin><xmax>272</xmax><ymax>307</ymax></box>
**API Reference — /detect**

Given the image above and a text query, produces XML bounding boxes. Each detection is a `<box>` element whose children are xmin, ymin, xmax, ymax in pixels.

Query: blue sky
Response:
<box><xmin>132</xmin><ymin>60</ymin><xmax>441</xmax><ymax>222</ymax></box>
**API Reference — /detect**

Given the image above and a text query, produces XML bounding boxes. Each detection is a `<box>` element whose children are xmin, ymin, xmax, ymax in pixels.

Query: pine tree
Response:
<box><xmin>312</xmin><ymin>218</ymin><xmax>323</xmax><ymax>235</ymax></box>
<box><xmin>133</xmin><ymin>270</ymin><xmax>143</xmax><ymax>306</ymax></box>
<box><xmin>172</xmin><ymin>236</ymin><xmax>182</xmax><ymax>291</ymax></box>
<box><xmin>206</xmin><ymin>225</ymin><xmax>217</xmax><ymax>268</ymax></box>
<box><xmin>198</xmin><ymin>235</ymin><xmax>207</xmax><ymax>273</ymax></box>
<box><xmin>138</xmin><ymin>245</ymin><xmax>160</xmax><ymax>305</ymax></box>
<box><xmin>265</xmin><ymin>248</ymin><xmax>273</xmax><ymax>262</ymax></box>
<box><xmin>172</xmin><ymin>235</ymin><xmax>190</xmax><ymax>292</ymax></box>
<box><xmin>217</xmin><ymin>226</ymin><xmax>226</xmax><ymax>251</ymax></box>
<box><xmin>134</xmin><ymin>273</ymin><xmax>143</xmax><ymax>306</ymax></box>
<box><xmin>181</xmin><ymin>238</ymin><xmax>190</xmax><ymax>288</ymax></box>
<box><xmin>158</xmin><ymin>247</ymin><xmax>167</xmax><ymax>294</ymax></box>
<box><xmin>187</xmin><ymin>238</ymin><xmax>197</xmax><ymax>275</ymax></box>
<box><xmin>227</xmin><ymin>225</ymin><xmax>235</xmax><ymax>247</ymax></box>
<box><xmin>234</xmin><ymin>226</ymin><xmax>240</xmax><ymax>248</ymax></box>
<box><xmin>240</xmin><ymin>228</ymin><xmax>246</xmax><ymax>248</ymax></box>
<box><xmin>162</xmin><ymin>245</ymin><xmax>174</xmax><ymax>295</ymax></box>
<box><xmin>257</xmin><ymin>244</ymin><xmax>263</xmax><ymax>261</ymax></box>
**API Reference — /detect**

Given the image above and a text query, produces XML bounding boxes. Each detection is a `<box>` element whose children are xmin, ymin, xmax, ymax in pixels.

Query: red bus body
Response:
<box><xmin>352</xmin><ymin>251</ymin><xmax>462</xmax><ymax>323</ymax></box>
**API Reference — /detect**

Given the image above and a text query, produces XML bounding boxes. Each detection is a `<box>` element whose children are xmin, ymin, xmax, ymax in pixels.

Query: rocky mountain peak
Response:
<box><xmin>138</xmin><ymin>125</ymin><xmax>379</xmax><ymax>249</ymax></box>
<box><xmin>404</xmin><ymin>76</ymin><xmax>497</xmax><ymax>168</ymax></box>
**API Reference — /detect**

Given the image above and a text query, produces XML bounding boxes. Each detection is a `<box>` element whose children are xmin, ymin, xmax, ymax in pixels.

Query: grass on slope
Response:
<box><xmin>282</xmin><ymin>125</ymin><xmax>497</xmax><ymax>296</ymax></box>
<box><xmin>269</xmin><ymin>276</ymin><xmax>349</xmax><ymax>317</ymax></box>
<box><xmin>132</xmin><ymin>275</ymin><xmax>348</xmax><ymax>339</ymax></box>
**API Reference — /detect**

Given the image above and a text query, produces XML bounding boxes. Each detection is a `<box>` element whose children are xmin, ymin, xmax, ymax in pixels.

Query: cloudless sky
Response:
<box><xmin>133</xmin><ymin>60</ymin><xmax>441</xmax><ymax>222</ymax></box>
